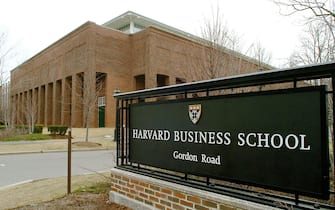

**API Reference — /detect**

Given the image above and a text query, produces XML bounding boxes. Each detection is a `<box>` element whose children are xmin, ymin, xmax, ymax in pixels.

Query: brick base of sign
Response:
<box><xmin>109</xmin><ymin>168</ymin><xmax>278</xmax><ymax>210</ymax></box>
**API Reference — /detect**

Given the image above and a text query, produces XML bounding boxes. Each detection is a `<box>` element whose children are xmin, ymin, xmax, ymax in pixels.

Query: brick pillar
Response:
<box><xmin>46</xmin><ymin>83</ymin><xmax>53</xmax><ymax>126</ymax></box>
<box><xmin>105</xmin><ymin>73</ymin><xmax>114</xmax><ymax>127</ymax></box>
<box><xmin>23</xmin><ymin>91</ymin><xmax>27</xmax><ymax>125</ymax></box>
<box><xmin>71</xmin><ymin>73</ymin><xmax>83</xmax><ymax>127</ymax></box>
<box><xmin>145</xmin><ymin>73</ymin><xmax>156</xmax><ymax>89</ymax></box>
<box><xmin>83</xmin><ymin>71</ymin><xmax>97</xmax><ymax>128</ymax></box>
<box><xmin>53</xmin><ymin>80</ymin><xmax>61</xmax><ymax>125</ymax></box>
<box><xmin>15</xmin><ymin>94</ymin><xmax>19</xmax><ymax>124</ymax></box>
<box><xmin>33</xmin><ymin>88</ymin><xmax>38</xmax><ymax>124</ymax></box>
<box><xmin>11</xmin><ymin>95</ymin><xmax>16</xmax><ymax>125</ymax></box>
<box><xmin>62</xmin><ymin>77</ymin><xmax>72</xmax><ymax>127</ymax></box>
<box><xmin>39</xmin><ymin>85</ymin><xmax>46</xmax><ymax>126</ymax></box>
<box><xmin>36</xmin><ymin>87</ymin><xmax>41</xmax><ymax>124</ymax></box>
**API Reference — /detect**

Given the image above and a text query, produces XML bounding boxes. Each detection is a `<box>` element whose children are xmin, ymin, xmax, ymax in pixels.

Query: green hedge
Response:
<box><xmin>15</xmin><ymin>125</ymin><xmax>28</xmax><ymax>130</ymax></box>
<box><xmin>15</xmin><ymin>124</ymin><xmax>43</xmax><ymax>133</ymax></box>
<box><xmin>48</xmin><ymin>125</ymin><xmax>68</xmax><ymax>135</ymax></box>
<box><xmin>33</xmin><ymin>124</ymin><xmax>44</xmax><ymax>133</ymax></box>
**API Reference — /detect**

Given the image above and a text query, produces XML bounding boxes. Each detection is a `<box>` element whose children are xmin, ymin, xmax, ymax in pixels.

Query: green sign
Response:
<box><xmin>129</xmin><ymin>87</ymin><xmax>329</xmax><ymax>198</ymax></box>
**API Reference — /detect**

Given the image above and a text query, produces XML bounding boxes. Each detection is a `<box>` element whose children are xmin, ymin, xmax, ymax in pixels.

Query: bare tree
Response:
<box><xmin>0</xmin><ymin>32</ymin><xmax>11</xmax><ymax>75</ymax></box>
<box><xmin>182</xmin><ymin>4</ymin><xmax>272</xmax><ymax>97</ymax></box>
<box><xmin>0</xmin><ymin>31</ymin><xmax>14</xmax><ymax>127</ymax></box>
<box><xmin>0</xmin><ymin>82</ymin><xmax>10</xmax><ymax>127</ymax></box>
<box><xmin>288</xmin><ymin>21</ymin><xmax>334</xmax><ymax>66</ymax></box>
<box><xmin>274</xmin><ymin>0</ymin><xmax>335</xmax><ymax>39</ymax></box>
<box><xmin>195</xmin><ymin>5</ymin><xmax>271</xmax><ymax>81</ymax></box>
<box><xmin>197</xmin><ymin>5</ymin><xmax>243</xmax><ymax>80</ymax></box>
<box><xmin>23</xmin><ymin>90</ymin><xmax>37</xmax><ymax>134</ymax></box>
<box><xmin>11</xmin><ymin>77</ymin><xmax>38</xmax><ymax>133</ymax></box>
<box><xmin>247</xmin><ymin>41</ymin><xmax>273</xmax><ymax>70</ymax></box>
<box><xmin>283</xmin><ymin>12</ymin><xmax>335</xmax><ymax>186</ymax></box>
<box><xmin>73</xmin><ymin>72</ymin><xmax>106</xmax><ymax>142</ymax></box>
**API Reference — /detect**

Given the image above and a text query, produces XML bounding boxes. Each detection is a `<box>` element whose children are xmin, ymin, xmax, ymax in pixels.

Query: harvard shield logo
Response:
<box><xmin>188</xmin><ymin>104</ymin><xmax>202</xmax><ymax>124</ymax></box>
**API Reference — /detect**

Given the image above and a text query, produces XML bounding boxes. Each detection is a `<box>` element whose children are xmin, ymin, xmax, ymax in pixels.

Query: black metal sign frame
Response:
<box><xmin>128</xmin><ymin>86</ymin><xmax>328</xmax><ymax>199</ymax></box>
<box><xmin>114</xmin><ymin>62</ymin><xmax>335</xmax><ymax>209</ymax></box>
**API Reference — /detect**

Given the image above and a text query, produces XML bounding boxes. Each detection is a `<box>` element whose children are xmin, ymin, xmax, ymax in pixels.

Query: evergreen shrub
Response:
<box><xmin>48</xmin><ymin>125</ymin><xmax>68</xmax><ymax>135</ymax></box>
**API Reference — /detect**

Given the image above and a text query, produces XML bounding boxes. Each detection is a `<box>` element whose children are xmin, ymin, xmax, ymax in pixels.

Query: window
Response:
<box><xmin>135</xmin><ymin>75</ymin><xmax>145</xmax><ymax>90</ymax></box>
<box><xmin>157</xmin><ymin>74</ymin><xmax>169</xmax><ymax>87</ymax></box>
<box><xmin>176</xmin><ymin>77</ymin><xmax>186</xmax><ymax>84</ymax></box>
<box><xmin>98</xmin><ymin>96</ymin><xmax>105</xmax><ymax>107</ymax></box>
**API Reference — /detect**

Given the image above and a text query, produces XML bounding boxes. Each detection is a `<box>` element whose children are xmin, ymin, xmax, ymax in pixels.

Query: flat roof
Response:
<box><xmin>103</xmin><ymin>11</ymin><xmax>273</xmax><ymax>69</ymax></box>
<box><xmin>114</xmin><ymin>61</ymin><xmax>335</xmax><ymax>100</ymax></box>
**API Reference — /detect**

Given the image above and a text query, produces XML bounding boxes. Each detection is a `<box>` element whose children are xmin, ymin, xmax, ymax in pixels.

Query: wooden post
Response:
<box><xmin>67</xmin><ymin>129</ymin><xmax>72</xmax><ymax>194</ymax></box>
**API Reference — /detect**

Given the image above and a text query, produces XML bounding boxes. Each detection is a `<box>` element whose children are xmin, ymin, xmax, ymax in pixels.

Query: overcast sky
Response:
<box><xmin>0</xmin><ymin>0</ymin><xmax>304</xmax><ymax>72</ymax></box>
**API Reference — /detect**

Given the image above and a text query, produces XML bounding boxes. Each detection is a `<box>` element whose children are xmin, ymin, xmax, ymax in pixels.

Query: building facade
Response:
<box><xmin>10</xmin><ymin>11</ymin><xmax>269</xmax><ymax>128</ymax></box>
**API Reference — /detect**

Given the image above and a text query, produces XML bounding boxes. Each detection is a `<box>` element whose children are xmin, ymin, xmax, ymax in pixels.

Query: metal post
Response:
<box><xmin>115</xmin><ymin>99</ymin><xmax>120</xmax><ymax>166</ymax></box>
<box><xmin>125</xmin><ymin>99</ymin><xmax>130</xmax><ymax>163</ymax></box>
<box><xmin>295</xmin><ymin>193</ymin><xmax>299</xmax><ymax>206</ymax></box>
<box><xmin>121</xmin><ymin>101</ymin><xmax>124</xmax><ymax>165</ymax></box>
<box><xmin>332</xmin><ymin>75</ymin><xmax>335</xmax><ymax>191</ymax></box>
<box><xmin>206</xmin><ymin>177</ymin><xmax>210</xmax><ymax>185</ymax></box>
<box><xmin>67</xmin><ymin>129</ymin><xmax>72</xmax><ymax>194</ymax></box>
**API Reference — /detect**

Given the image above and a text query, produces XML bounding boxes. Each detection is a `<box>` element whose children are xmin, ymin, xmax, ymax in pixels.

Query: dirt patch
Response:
<box><xmin>13</xmin><ymin>193</ymin><xmax>131</xmax><ymax>210</ymax></box>
<box><xmin>48</xmin><ymin>134</ymin><xmax>69</xmax><ymax>139</ymax></box>
<box><xmin>2</xmin><ymin>173</ymin><xmax>131</xmax><ymax>210</ymax></box>
<box><xmin>72</xmin><ymin>141</ymin><xmax>102</xmax><ymax>147</ymax></box>
<box><xmin>0</xmin><ymin>173</ymin><xmax>122</xmax><ymax>209</ymax></box>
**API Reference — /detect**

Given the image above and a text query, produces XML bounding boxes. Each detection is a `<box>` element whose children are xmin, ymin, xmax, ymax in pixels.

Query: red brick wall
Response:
<box><xmin>110</xmin><ymin>174</ymin><xmax>230</xmax><ymax>210</ymax></box>
<box><xmin>9</xmin><ymin>20</ymin><xmax>271</xmax><ymax>128</ymax></box>
<box><xmin>109</xmin><ymin>169</ymin><xmax>275</xmax><ymax>210</ymax></box>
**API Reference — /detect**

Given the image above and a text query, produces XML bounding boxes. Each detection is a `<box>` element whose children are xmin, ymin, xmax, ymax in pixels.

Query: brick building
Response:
<box><xmin>10</xmin><ymin>11</ymin><xmax>269</xmax><ymax>128</ymax></box>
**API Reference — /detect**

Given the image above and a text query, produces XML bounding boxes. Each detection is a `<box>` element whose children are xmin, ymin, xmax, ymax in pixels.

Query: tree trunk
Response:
<box><xmin>85</xmin><ymin>108</ymin><xmax>90</xmax><ymax>142</ymax></box>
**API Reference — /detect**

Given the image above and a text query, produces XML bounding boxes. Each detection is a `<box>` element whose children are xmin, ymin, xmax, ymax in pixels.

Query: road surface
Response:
<box><xmin>0</xmin><ymin>150</ymin><xmax>116</xmax><ymax>188</ymax></box>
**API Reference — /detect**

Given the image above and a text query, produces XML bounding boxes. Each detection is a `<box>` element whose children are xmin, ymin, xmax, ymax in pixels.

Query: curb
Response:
<box><xmin>0</xmin><ymin>179</ymin><xmax>34</xmax><ymax>191</ymax></box>
<box><xmin>0</xmin><ymin>147</ymin><xmax>113</xmax><ymax>156</ymax></box>
<box><xmin>0</xmin><ymin>138</ymin><xmax>115</xmax><ymax>156</ymax></box>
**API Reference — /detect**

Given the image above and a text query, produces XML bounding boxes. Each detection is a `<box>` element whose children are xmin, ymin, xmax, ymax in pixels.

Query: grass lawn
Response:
<box><xmin>0</xmin><ymin>134</ymin><xmax>68</xmax><ymax>141</ymax></box>
<box><xmin>73</xmin><ymin>181</ymin><xmax>111</xmax><ymax>194</ymax></box>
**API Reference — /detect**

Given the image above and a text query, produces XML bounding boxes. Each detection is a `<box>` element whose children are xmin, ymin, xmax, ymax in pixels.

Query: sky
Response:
<box><xmin>0</xmin><ymin>0</ymin><xmax>304</xmax><ymax>73</ymax></box>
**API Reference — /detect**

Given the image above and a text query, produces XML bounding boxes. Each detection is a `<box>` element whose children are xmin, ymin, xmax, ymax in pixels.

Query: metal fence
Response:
<box><xmin>114</xmin><ymin>62</ymin><xmax>335</xmax><ymax>209</ymax></box>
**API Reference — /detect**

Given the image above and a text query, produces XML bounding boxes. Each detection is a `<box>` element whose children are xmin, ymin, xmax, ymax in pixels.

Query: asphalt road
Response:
<box><xmin>0</xmin><ymin>150</ymin><xmax>116</xmax><ymax>188</ymax></box>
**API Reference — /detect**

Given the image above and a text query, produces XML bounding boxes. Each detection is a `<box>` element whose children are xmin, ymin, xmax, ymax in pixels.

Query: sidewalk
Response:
<box><xmin>0</xmin><ymin>137</ymin><xmax>116</xmax><ymax>155</ymax></box>
<box><xmin>0</xmin><ymin>127</ymin><xmax>116</xmax><ymax>155</ymax></box>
